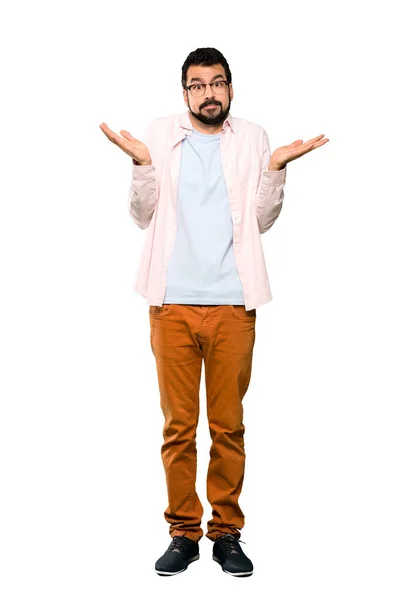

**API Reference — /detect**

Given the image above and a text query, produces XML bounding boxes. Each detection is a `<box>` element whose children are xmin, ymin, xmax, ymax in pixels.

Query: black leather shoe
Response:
<box><xmin>155</xmin><ymin>535</ymin><xmax>200</xmax><ymax>576</ymax></box>
<box><xmin>212</xmin><ymin>533</ymin><xmax>253</xmax><ymax>577</ymax></box>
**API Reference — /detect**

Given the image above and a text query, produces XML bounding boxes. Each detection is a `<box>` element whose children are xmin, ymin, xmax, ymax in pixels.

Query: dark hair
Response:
<box><xmin>181</xmin><ymin>47</ymin><xmax>232</xmax><ymax>89</ymax></box>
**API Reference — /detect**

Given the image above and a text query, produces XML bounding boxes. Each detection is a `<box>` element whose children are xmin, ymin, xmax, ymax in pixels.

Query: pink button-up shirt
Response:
<box><xmin>127</xmin><ymin>109</ymin><xmax>287</xmax><ymax>311</ymax></box>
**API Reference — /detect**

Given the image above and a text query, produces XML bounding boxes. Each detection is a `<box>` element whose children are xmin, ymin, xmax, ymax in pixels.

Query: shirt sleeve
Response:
<box><xmin>127</xmin><ymin>120</ymin><xmax>158</xmax><ymax>229</ymax></box>
<box><xmin>253</xmin><ymin>129</ymin><xmax>287</xmax><ymax>234</ymax></box>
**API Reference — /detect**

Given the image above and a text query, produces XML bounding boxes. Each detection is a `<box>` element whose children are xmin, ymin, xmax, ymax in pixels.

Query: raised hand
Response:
<box><xmin>270</xmin><ymin>134</ymin><xmax>329</xmax><ymax>170</ymax></box>
<box><xmin>99</xmin><ymin>122</ymin><xmax>152</xmax><ymax>165</ymax></box>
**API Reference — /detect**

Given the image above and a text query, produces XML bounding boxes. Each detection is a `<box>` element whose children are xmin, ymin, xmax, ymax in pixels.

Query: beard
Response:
<box><xmin>188</xmin><ymin>96</ymin><xmax>231</xmax><ymax>126</ymax></box>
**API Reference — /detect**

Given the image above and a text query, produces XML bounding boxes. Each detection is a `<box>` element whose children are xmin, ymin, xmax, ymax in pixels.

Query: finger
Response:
<box><xmin>303</xmin><ymin>139</ymin><xmax>330</xmax><ymax>154</ymax></box>
<box><xmin>306</xmin><ymin>134</ymin><xmax>326</xmax><ymax>144</ymax></box>
<box><xmin>99</xmin><ymin>123</ymin><xmax>116</xmax><ymax>138</ymax></box>
<box><xmin>303</xmin><ymin>137</ymin><xmax>328</xmax><ymax>151</ymax></box>
<box><xmin>101</xmin><ymin>129</ymin><xmax>117</xmax><ymax>142</ymax></box>
<box><xmin>100</xmin><ymin>127</ymin><xmax>128</xmax><ymax>149</ymax></box>
<box><xmin>101</xmin><ymin>126</ymin><xmax>121</xmax><ymax>143</ymax></box>
<box><xmin>312</xmin><ymin>139</ymin><xmax>329</xmax><ymax>148</ymax></box>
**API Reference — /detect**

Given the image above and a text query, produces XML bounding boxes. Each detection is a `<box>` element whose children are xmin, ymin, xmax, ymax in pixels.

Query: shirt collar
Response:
<box><xmin>178</xmin><ymin>109</ymin><xmax>235</xmax><ymax>134</ymax></box>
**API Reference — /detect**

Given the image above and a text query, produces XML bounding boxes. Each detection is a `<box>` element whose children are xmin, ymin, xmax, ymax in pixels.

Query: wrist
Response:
<box><xmin>268</xmin><ymin>161</ymin><xmax>284</xmax><ymax>171</ymax></box>
<box><xmin>132</xmin><ymin>158</ymin><xmax>152</xmax><ymax>166</ymax></box>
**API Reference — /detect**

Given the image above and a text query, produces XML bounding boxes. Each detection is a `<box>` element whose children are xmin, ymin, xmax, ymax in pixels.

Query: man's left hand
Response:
<box><xmin>269</xmin><ymin>134</ymin><xmax>329</xmax><ymax>170</ymax></box>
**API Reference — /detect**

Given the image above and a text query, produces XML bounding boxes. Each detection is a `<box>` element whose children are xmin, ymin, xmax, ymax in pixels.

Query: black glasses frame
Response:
<box><xmin>185</xmin><ymin>80</ymin><xmax>230</xmax><ymax>95</ymax></box>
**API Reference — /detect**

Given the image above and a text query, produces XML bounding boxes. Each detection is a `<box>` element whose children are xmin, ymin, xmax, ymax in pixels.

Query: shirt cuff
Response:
<box><xmin>132</xmin><ymin>163</ymin><xmax>155</xmax><ymax>179</ymax></box>
<box><xmin>263</xmin><ymin>165</ymin><xmax>287</xmax><ymax>184</ymax></box>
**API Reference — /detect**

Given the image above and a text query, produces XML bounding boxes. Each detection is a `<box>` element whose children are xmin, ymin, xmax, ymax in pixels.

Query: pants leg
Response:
<box><xmin>149</xmin><ymin>304</ymin><xmax>205</xmax><ymax>543</ymax></box>
<box><xmin>200</xmin><ymin>305</ymin><xmax>256</xmax><ymax>542</ymax></box>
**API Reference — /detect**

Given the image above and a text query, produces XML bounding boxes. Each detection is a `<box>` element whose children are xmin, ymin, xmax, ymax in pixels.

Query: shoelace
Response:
<box><xmin>218</xmin><ymin>533</ymin><xmax>246</xmax><ymax>554</ymax></box>
<box><xmin>170</xmin><ymin>535</ymin><xmax>192</xmax><ymax>553</ymax></box>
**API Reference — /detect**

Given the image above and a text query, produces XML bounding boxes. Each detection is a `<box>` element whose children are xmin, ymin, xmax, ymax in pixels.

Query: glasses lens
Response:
<box><xmin>191</xmin><ymin>85</ymin><xmax>204</xmax><ymax>97</ymax></box>
<box><xmin>212</xmin><ymin>81</ymin><xmax>227</xmax><ymax>93</ymax></box>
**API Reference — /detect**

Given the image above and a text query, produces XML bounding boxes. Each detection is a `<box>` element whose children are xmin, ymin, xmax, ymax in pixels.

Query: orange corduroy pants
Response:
<box><xmin>149</xmin><ymin>303</ymin><xmax>256</xmax><ymax>543</ymax></box>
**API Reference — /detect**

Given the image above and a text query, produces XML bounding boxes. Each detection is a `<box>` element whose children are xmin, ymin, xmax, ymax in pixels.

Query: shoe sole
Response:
<box><xmin>155</xmin><ymin>554</ymin><xmax>200</xmax><ymax>576</ymax></box>
<box><xmin>212</xmin><ymin>555</ymin><xmax>253</xmax><ymax>577</ymax></box>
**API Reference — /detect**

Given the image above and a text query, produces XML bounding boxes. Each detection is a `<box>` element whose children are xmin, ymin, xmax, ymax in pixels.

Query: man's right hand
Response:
<box><xmin>99</xmin><ymin>122</ymin><xmax>152</xmax><ymax>165</ymax></box>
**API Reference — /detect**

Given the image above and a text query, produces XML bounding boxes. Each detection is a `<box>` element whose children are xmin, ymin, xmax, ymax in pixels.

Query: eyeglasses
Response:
<box><xmin>185</xmin><ymin>80</ymin><xmax>229</xmax><ymax>97</ymax></box>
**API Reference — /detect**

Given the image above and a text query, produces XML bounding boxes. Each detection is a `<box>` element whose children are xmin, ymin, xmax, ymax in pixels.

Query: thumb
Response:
<box><xmin>289</xmin><ymin>139</ymin><xmax>303</xmax><ymax>147</ymax></box>
<box><xmin>120</xmin><ymin>130</ymin><xmax>136</xmax><ymax>140</ymax></box>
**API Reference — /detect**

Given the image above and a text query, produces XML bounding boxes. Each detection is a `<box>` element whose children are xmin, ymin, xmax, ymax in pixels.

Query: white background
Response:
<box><xmin>1</xmin><ymin>0</ymin><xmax>399</xmax><ymax>598</ymax></box>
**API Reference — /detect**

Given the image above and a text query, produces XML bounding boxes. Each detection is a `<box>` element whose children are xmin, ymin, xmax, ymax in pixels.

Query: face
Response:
<box><xmin>183</xmin><ymin>64</ymin><xmax>233</xmax><ymax>127</ymax></box>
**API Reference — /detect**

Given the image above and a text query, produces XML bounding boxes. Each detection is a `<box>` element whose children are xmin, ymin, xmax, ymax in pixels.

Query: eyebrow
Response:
<box><xmin>188</xmin><ymin>74</ymin><xmax>225</xmax><ymax>83</ymax></box>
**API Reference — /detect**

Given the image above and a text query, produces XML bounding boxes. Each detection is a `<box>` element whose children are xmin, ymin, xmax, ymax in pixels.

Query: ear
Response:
<box><xmin>183</xmin><ymin>88</ymin><xmax>188</xmax><ymax>107</ymax></box>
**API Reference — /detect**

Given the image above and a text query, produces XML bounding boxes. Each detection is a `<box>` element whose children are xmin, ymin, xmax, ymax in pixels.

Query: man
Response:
<box><xmin>99</xmin><ymin>47</ymin><xmax>329</xmax><ymax>578</ymax></box>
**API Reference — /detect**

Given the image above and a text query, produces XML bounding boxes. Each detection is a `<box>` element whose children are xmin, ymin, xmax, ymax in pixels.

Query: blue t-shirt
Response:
<box><xmin>163</xmin><ymin>127</ymin><xmax>245</xmax><ymax>305</ymax></box>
